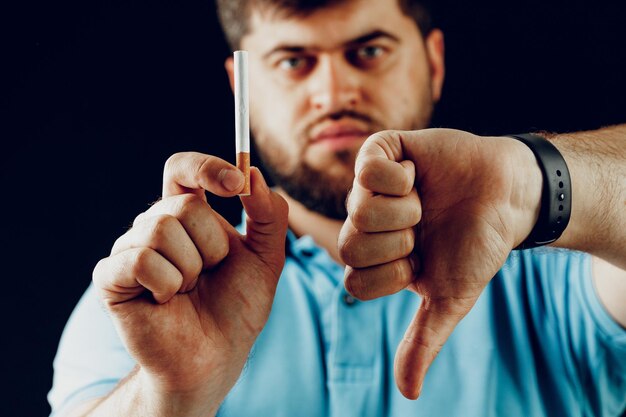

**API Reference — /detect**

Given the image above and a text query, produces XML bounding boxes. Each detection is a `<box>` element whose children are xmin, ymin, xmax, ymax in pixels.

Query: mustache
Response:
<box><xmin>304</xmin><ymin>110</ymin><xmax>382</xmax><ymax>138</ymax></box>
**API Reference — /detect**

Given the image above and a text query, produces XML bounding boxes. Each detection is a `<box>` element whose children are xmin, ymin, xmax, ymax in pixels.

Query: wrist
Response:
<box><xmin>544</xmin><ymin>126</ymin><xmax>626</xmax><ymax>268</ymax></box>
<box><xmin>541</xmin><ymin>131</ymin><xmax>606</xmax><ymax>252</ymax></box>
<box><xmin>502</xmin><ymin>137</ymin><xmax>543</xmax><ymax>248</ymax></box>
<box><xmin>136</xmin><ymin>367</ymin><xmax>221</xmax><ymax>417</ymax></box>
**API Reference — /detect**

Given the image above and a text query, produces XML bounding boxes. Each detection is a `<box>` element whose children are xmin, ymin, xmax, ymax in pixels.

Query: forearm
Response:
<box><xmin>543</xmin><ymin>124</ymin><xmax>626</xmax><ymax>269</ymax></box>
<box><xmin>71</xmin><ymin>367</ymin><xmax>223</xmax><ymax>417</ymax></box>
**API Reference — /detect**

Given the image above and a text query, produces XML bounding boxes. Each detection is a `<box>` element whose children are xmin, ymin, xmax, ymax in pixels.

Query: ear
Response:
<box><xmin>225</xmin><ymin>57</ymin><xmax>235</xmax><ymax>93</ymax></box>
<box><xmin>424</xmin><ymin>29</ymin><xmax>445</xmax><ymax>103</ymax></box>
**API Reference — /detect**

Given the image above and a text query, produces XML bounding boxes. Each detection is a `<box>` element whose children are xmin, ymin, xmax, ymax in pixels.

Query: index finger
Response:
<box><xmin>163</xmin><ymin>152</ymin><xmax>245</xmax><ymax>199</ymax></box>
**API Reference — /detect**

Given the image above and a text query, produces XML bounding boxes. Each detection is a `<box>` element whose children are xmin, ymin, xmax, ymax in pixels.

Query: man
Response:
<box><xmin>49</xmin><ymin>0</ymin><xmax>626</xmax><ymax>416</ymax></box>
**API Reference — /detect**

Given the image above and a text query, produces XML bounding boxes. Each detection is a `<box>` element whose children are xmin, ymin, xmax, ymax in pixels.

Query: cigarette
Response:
<box><xmin>234</xmin><ymin>50</ymin><xmax>251</xmax><ymax>196</ymax></box>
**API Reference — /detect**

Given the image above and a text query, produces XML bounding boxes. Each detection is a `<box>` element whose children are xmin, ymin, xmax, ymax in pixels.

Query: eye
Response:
<box><xmin>347</xmin><ymin>45</ymin><xmax>388</xmax><ymax>68</ymax></box>
<box><xmin>278</xmin><ymin>56</ymin><xmax>308</xmax><ymax>71</ymax></box>
<box><xmin>356</xmin><ymin>45</ymin><xmax>384</xmax><ymax>60</ymax></box>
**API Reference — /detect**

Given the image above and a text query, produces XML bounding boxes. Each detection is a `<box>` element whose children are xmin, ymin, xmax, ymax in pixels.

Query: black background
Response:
<box><xmin>3</xmin><ymin>1</ymin><xmax>625</xmax><ymax>415</ymax></box>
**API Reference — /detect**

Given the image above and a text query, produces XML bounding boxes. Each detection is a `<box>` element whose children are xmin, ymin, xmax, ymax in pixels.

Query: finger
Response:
<box><xmin>338</xmin><ymin>219</ymin><xmax>415</xmax><ymax>268</ymax></box>
<box><xmin>134</xmin><ymin>194</ymin><xmax>230</xmax><ymax>270</ymax></box>
<box><xmin>347</xmin><ymin>184</ymin><xmax>421</xmax><ymax>232</ymax></box>
<box><xmin>111</xmin><ymin>214</ymin><xmax>203</xmax><ymax>293</ymax></box>
<box><xmin>240</xmin><ymin>167</ymin><xmax>289</xmax><ymax>277</ymax></box>
<box><xmin>344</xmin><ymin>257</ymin><xmax>415</xmax><ymax>301</ymax></box>
<box><xmin>394</xmin><ymin>295</ymin><xmax>478</xmax><ymax>399</ymax></box>
<box><xmin>357</xmin><ymin>130</ymin><xmax>407</xmax><ymax>164</ymax></box>
<box><xmin>356</xmin><ymin>158</ymin><xmax>415</xmax><ymax>196</ymax></box>
<box><xmin>93</xmin><ymin>248</ymin><xmax>184</xmax><ymax>305</ymax></box>
<box><xmin>163</xmin><ymin>152</ymin><xmax>245</xmax><ymax>198</ymax></box>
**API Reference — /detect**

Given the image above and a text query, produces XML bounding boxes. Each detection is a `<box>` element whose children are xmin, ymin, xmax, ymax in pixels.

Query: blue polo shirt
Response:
<box><xmin>49</xmin><ymin>230</ymin><xmax>626</xmax><ymax>416</ymax></box>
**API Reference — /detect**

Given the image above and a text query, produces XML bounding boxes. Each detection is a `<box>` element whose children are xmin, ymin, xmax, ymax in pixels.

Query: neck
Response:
<box><xmin>277</xmin><ymin>189</ymin><xmax>345</xmax><ymax>265</ymax></box>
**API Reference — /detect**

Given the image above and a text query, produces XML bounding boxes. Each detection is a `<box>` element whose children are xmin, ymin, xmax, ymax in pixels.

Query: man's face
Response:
<box><xmin>231</xmin><ymin>0</ymin><xmax>445</xmax><ymax>219</ymax></box>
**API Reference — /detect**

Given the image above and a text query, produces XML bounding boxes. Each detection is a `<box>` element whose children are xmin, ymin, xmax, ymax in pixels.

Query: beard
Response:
<box><xmin>253</xmin><ymin>105</ymin><xmax>433</xmax><ymax>220</ymax></box>
<box><xmin>261</xmin><ymin>146</ymin><xmax>357</xmax><ymax>220</ymax></box>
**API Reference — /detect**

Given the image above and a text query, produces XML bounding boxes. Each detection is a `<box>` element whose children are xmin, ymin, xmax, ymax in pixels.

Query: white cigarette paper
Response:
<box><xmin>234</xmin><ymin>50</ymin><xmax>251</xmax><ymax>195</ymax></box>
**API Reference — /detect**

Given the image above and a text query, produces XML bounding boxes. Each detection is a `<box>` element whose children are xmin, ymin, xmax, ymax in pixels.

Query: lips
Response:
<box><xmin>312</xmin><ymin>124</ymin><xmax>369</xmax><ymax>142</ymax></box>
<box><xmin>310</xmin><ymin>126</ymin><xmax>370</xmax><ymax>152</ymax></box>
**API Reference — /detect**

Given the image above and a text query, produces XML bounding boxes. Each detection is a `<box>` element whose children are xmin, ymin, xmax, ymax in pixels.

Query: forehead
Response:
<box><xmin>241</xmin><ymin>0</ymin><xmax>420</xmax><ymax>53</ymax></box>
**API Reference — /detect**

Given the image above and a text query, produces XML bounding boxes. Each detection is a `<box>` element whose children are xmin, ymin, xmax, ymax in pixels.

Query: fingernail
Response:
<box><xmin>181</xmin><ymin>279</ymin><xmax>198</xmax><ymax>294</ymax></box>
<box><xmin>220</xmin><ymin>169</ymin><xmax>244</xmax><ymax>191</ymax></box>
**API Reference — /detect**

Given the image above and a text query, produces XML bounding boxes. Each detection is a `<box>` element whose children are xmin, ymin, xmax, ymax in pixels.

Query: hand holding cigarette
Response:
<box><xmin>92</xmin><ymin>150</ymin><xmax>288</xmax><ymax>414</ymax></box>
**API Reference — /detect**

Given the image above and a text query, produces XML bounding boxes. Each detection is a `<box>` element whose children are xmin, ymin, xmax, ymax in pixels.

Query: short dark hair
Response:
<box><xmin>216</xmin><ymin>0</ymin><xmax>433</xmax><ymax>51</ymax></box>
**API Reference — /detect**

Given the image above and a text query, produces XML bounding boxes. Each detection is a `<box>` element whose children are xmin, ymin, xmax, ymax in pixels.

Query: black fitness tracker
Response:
<box><xmin>506</xmin><ymin>133</ymin><xmax>572</xmax><ymax>250</ymax></box>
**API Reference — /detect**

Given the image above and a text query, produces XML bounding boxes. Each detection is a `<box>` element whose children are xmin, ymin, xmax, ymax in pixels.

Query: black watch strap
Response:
<box><xmin>506</xmin><ymin>133</ymin><xmax>572</xmax><ymax>250</ymax></box>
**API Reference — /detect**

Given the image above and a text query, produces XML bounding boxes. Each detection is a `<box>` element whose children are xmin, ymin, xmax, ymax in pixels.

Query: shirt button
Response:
<box><xmin>342</xmin><ymin>293</ymin><xmax>357</xmax><ymax>306</ymax></box>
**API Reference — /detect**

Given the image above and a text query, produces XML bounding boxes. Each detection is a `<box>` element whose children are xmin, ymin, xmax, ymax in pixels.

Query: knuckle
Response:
<box><xmin>176</xmin><ymin>193</ymin><xmax>205</xmax><ymax>217</ymax></box>
<box><xmin>191</xmin><ymin>250</ymin><xmax>204</xmax><ymax>274</ymax></box>
<box><xmin>371</xmin><ymin>130</ymin><xmax>401</xmax><ymax>153</ymax></box>
<box><xmin>369</xmin><ymin>130</ymin><xmax>392</xmax><ymax>143</ymax></box>
<box><xmin>181</xmin><ymin>251</ymin><xmax>203</xmax><ymax>280</ymax></box>
<box><xmin>337</xmin><ymin>239</ymin><xmax>352</xmax><ymax>266</ymax></box>
<box><xmin>344</xmin><ymin>267</ymin><xmax>361</xmax><ymax>298</ymax></box>
<box><xmin>163</xmin><ymin>152</ymin><xmax>183</xmax><ymax>176</ymax></box>
<box><xmin>91</xmin><ymin>258</ymin><xmax>108</xmax><ymax>286</ymax></box>
<box><xmin>344</xmin><ymin>187</ymin><xmax>354</xmax><ymax>216</ymax></box>
<box><xmin>192</xmin><ymin>163</ymin><xmax>205</xmax><ymax>188</ymax></box>
<box><xmin>130</xmin><ymin>247</ymin><xmax>154</xmax><ymax>277</ymax></box>
<box><xmin>178</xmin><ymin>192</ymin><xmax>203</xmax><ymax>207</ymax></box>
<box><xmin>196</xmin><ymin>218</ymin><xmax>230</xmax><ymax>268</ymax></box>
<box><xmin>192</xmin><ymin>155</ymin><xmax>218</xmax><ymax>187</ymax></box>
<box><xmin>401</xmin><ymin>177</ymin><xmax>414</xmax><ymax>196</ymax></box>
<box><xmin>399</xmin><ymin>229</ymin><xmax>415</xmax><ymax>257</ymax></box>
<box><xmin>337</xmin><ymin>223</ymin><xmax>352</xmax><ymax>262</ymax></box>
<box><xmin>409</xmin><ymin>192</ymin><xmax>422</xmax><ymax>223</ymax></box>
<box><xmin>147</xmin><ymin>214</ymin><xmax>178</xmax><ymax>249</ymax></box>
<box><xmin>204</xmin><ymin>232</ymin><xmax>229</xmax><ymax>265</ymax></box>
<box><xmin>338</xmin><ymin>233</ymin><xmax>364</xmax><ymax>267</ymax></box>
<box><xmin>408</xmin><ymin>205</ymin><xmax>422</xmax><ymax>226</ymax></box>
<box><xmin>213</xmin><ymin>235</ymin><xmax>229</xmax><ymax>261</ymax></box>
<box><xmin>351</xmin><ymin>203</ymin><xmax>373</xmax><ymax>231</ymax></box>
<box><xmin>148</xmin><ymin>214</ymin><xmax>177</xmax><ymax>244</ymax></box>
<box><xmin>391</xmin><ymin>259</ymin><xmax>411</xmax><ymax>288</ymax></box>
<box><xmin>356</xmin><ymin>163</ymin><xmax>375</xmax><ymax>188</ymax></box>
<box><xmin>110</xmin><ymin>234</ymin><xmax>126</xmax><ymax>255</ymax></box>
<box><xmin>132</xmin><ymin>211</ymin><xmax>146</xmax><ymax>227</ymax></box>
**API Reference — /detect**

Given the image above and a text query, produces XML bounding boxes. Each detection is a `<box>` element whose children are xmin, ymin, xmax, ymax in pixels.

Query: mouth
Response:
<box><xmin>311</xmin><ymin>123</ymin><xmax>370</xmax><ymax>151</ymax></box>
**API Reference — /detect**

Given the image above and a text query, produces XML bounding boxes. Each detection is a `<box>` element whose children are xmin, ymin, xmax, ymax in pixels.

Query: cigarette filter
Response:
<box><xmin>234</xmin><ymin>50</ymin><xmax>251</xmax><ymax>196</ymax></box>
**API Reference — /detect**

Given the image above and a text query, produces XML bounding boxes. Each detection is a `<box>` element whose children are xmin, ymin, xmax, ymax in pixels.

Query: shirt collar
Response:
<box><xmin>238</xmin><ymin>210</ymin><xmax>340</xmax><ymax>271</ymax></box>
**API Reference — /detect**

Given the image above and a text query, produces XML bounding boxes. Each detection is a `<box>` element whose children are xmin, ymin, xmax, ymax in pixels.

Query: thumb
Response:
<box><xmin>394</xmin><ymin>295</ymin><xmax>477</xmax><ymax>399</ymax></box>
<box><xmin>240</xmin><ymin>167</ymin><xmax>289</xmax><ymax>275</ymax></box>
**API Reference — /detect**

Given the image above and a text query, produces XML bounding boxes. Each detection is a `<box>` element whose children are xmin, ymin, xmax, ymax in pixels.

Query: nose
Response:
<box><xmin>309</xmin><ymin>56</ymin><xmax>362</xmax><ymax>114</ymax></box>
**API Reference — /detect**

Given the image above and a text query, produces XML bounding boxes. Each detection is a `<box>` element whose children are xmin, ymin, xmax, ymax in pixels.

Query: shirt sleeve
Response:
<box><xmin>525</xmin><ymin>249</ymin><xmax>626</xmax><ymax>416</ymax></box>
<box><xmin>48</xmin><ymin>284</ymin><xmax>136</xmax><ymax>417</ymax></box>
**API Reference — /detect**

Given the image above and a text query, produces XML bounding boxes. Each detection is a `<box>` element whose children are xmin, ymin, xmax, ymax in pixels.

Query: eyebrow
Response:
<box><xmin>262</xmin><ymin>29</ymin><xmax>400</xmax><ymax>59</ymax></box>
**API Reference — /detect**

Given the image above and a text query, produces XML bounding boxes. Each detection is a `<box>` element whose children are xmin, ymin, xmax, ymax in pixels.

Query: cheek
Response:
<box><xmin>253</xmin><ymin>128</ymin><xmax>300</xmax><ymax>175</ymax></box>
<box><xmin>250</xmin><ymin>93</ymin><xmax>290</xmax><ymax>144</ymax></box>
<box><xmin>371</xmin><ymin>56</ymin><xmax>432</xmax><ymax>128</ymax></box>
<box><xmin>249</xmin><ymin>87</ymin><xmax>305</xmax><ymax>173</ymax></box>
<box><xmin>249</xmin><ymin>75</ymin><xmax>306</xmax><ymax>143</ymax></box>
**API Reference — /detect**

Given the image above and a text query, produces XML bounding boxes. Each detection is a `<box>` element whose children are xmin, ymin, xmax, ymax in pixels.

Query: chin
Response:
<box><xmin>305</xmin><ymin>149</ymin><xmax>358</xmax><ymax>177</ymax></box>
